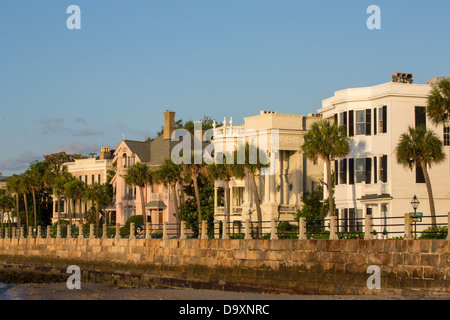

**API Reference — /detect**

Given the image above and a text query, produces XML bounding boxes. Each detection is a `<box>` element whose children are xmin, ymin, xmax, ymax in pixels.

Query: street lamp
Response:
<box><xmin>410</xmin><ymin>195</ymin><xmax>420</xmax><ymax>238</ymax></box>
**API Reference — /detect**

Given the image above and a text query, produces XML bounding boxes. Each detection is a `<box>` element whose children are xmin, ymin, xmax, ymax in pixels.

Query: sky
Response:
<box><xmin>0</xmin><ymin>0</ymin><xmax>449</xmax><ymax>175</ymax></box>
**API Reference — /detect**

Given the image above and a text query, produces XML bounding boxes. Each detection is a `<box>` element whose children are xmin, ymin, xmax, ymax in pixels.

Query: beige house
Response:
<box><xmin>211</xmin><ymin>110</ymin><xmax>324</xmax><ymax>233</ymax></box>
<box><xmin>51</xmin><ymin>148</ymin><xmax>114</xmax><ymax>224</ymax></box>
<box><xmin>318</xmin><ymin>73</ymin><xmax>450</xmax><ymax>236</ymax></box>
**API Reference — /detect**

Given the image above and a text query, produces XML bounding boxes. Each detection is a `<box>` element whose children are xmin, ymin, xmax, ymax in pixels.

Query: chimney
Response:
<box><xmin>163</xmin><ymin>110</ymin><xmax>176</xmax><ymax>140</ymax></box>
<box><xmin>392</xmin><ymin>72</ymin><xmax>413</xmax><ymax>84</ymax></box>
<box><xmin>99</xmin><ymin>147</ymin><xmax>111</xmax><ymax>160</ymax></box>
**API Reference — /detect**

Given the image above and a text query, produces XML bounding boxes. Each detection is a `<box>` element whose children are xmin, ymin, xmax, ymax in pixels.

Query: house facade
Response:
<box><xmin>211</xmin><ymin>110</ymin><xmax>324</xmax><ymax>233</ymax></box>
<box><xmin>51</xmin><ymin>147</ymin><xmax>115</xmax><ymax>224</ymax></box>
<box><xmin>111</xmin><ymin>111</ymin><xmax>185</xmax><ymax>226</ymax></box>
<box><xmin>318</xmin><ymin>73</ymin><xmax>450</xmax><ymax>236</ymax></box>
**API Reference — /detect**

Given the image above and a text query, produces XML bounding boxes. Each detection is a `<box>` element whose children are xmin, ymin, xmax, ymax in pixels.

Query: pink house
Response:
<box><xmin>111</xmin><ymin>111</ymin><xmax>182</xmax><ymax>227</ymax></box>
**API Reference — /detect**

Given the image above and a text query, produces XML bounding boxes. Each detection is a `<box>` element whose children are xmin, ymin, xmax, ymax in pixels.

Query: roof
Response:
<box><xmin>145</xmin><ymin>200</ymin><xmax>167</xmax><ymax>209</ymax></box>
<box><xmin>122</xmin><ymin>140</ymin><xmax>151</xmax><ymax>163</ymax></box>
<box><xmin>358</xmin><ymin>194</ymin><xmax>393</xmax><ymax>202</ymax></box>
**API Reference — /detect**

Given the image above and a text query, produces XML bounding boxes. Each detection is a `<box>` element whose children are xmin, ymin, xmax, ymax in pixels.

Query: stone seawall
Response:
<box><xmin>0</xmin><ymin>238</ymin><xmax>448</xmax><ymax>296</ymax></box>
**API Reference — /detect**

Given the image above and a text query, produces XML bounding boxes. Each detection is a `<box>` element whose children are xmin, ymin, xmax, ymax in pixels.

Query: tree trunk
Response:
<box><xmin>15</xmin><ymin>194</ymin><xmax>20</xmax><ymax>228</ymax></box>
<box><xmin>68</xmin><ymin>198</ymin><xmax>72</xmax><ymax>226</ymax></box>
<box><xmin>248</xmin><ymin>171</ymin><xmax>262</xmax><ymax>238</ymax></box>
<box><xmin>57</xmin><ymin>196</ymin><xmax>61</xmax><ymax>226</ymax></box>
<box><xmin>224</xmin><ymin>179</ymin><xmax>230</xmax><ymax>232</ymax></box>
<box><xmin>79</xmin><ymin>198</ymin><xmax>83</xmax><ymax>226</ymax></box>
<box><xmin>171</xmin><ymin>183</ymin><xmax>179</xmax><ymax>237</ymax></box>
<box><xmin>95</xmin><ymin>201</ymin><xmax>100</xmax><ymax>237</ymax></box>
<box><xmin>139</xmin><ymin>186</ymin><xmax>146</xmax><ymax>235</ymax></box>
<box><xmin>32</xmin><ymin>189</ymin><xmax>37</xmax><ymax>230</ymax></box>
<box><xmin>325</xmin><ymin>158</ymin><xmax>334</xmax><ymax>217</ymax></box>
<box><xmin>23</xmin><ymin>193</ymin><xmax>29</xmax><ymax>231</ymax></box>
<box><xmin>193</xmin><ymin>173</ymin><xmax>202</xmax><ymax>225</ymax></box>
<box><xmin>421</xmin><ymin>161</ymin><xmax>437</xmax><ymax>226</ymax></box>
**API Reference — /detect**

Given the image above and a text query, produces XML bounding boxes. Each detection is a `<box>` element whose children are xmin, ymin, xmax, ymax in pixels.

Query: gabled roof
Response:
<box><xmin>115</xmin><ymin>140</ymin><xmax>151</xmax><ymax>163</ymax></box>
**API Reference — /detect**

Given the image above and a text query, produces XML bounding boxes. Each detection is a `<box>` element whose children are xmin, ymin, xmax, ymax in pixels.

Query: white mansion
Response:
<box><xmin>318</xmin><ymin>73</ymin><xmax>450</xmax><ymax>235</ymax></box>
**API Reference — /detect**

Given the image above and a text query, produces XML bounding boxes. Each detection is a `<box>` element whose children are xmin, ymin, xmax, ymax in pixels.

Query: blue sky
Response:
<box><xmin>0</xmin><ymin>0</ymin><xmax>449</xmax><ymax>175</ymax></box>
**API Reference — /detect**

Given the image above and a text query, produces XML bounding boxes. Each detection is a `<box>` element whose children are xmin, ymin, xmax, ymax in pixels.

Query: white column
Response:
<box><xmin>264</xmin><ymin>172</ymin><xmax>270</xmax><ymax>204</ymax></box>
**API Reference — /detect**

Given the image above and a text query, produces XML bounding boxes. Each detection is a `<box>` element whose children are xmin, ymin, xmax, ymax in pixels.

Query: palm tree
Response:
<box><xmin>207</xmin><ymin>153</ymin><xmax>234</xmax><ymax>224</ymax></box>
<box><xmin>85</xmin><ymin>183</ymin><xmax>112</xmax><ymax>237</ymax></box>
<box><xmin>6</xmin><ymin>174</ymin><xmax>22</xmax><ymax>228</ymax></box>
<box><xmin>17</xmin><ymin>173</ymin><xmax>31</xmax><ymax>232</ymax></box>
<box><xmin>124</xmin><ymin>162</ymin><xmax>152</xmax><ymax>232</ymax></box>
<box><xmin>63</xmin><ymin>175</ymin><xmax>79</xmax><ymax>226</ymax></box>
<box><xmin>43</xmin><ymin>160</ymin><xmax>69</xmax><ymax>226</ymax></box>
<box><xmin>155</xmin><ymin>158</ymin><xmax>182</xmax><ymax>236</ymax></box>
<box><xmin>0</xmin><ymin>189</ymin><xmax>15</xmax><ymax>235</ymax></box>
<box><xmin>427</xmin><ymin>78</ymin><xmax>450</xmax><ymax>125</ymax></box>
<box><xmin>231</xmin><ymin>143</ymin><xmax>269</xmax><ymax>238</ymax></box>
<box><xmin>180</xmin><ymin>152</ymin><xmax>206</xmax><ymax>226</ymax></box>
<box><xmin>25</xmin><ymin>161</ymin><xmax>46</xmax><ymax>230</ymax></box>
<box><xmin>302</xmin><ymin>120</ymin><xmax>350</xmax><ymax>217</ymax></box>
<box><xmin>395</xmin><ymin>126</ymin><xmax>445</xmax><ymax>226</ymax></box>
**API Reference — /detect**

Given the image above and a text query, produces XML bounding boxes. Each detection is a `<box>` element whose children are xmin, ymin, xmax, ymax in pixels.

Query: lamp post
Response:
<box><xmin>410</xmin><ymin>195</ymin><xmax>420</xmax><ymax>239</ymax></box>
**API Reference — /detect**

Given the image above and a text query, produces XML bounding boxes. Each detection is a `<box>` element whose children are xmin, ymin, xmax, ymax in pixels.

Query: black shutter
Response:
<box><xmin>373</xmin><ymin>156</ymin><xmax>377</xmax><ymax>184</ymax></box>
<box><xmin>416</xmin><ymin>162</ymin><xmax>425</xmax><ymax>183</ymax></box>
<box><xmin>365</xmin><ymin>109</ymin><xmax>371</xmax><ymax>136</ymax></box>
<box><xmin>373</xmin><ymin>108</ymin><xmax>377</xmax><ymax>135</ymax></box>
<box><xmin>415</xmin><ymin>106</ymin><xmax>426</xmax><ymax>129</ymax></box>
<box><xmin>343</xmin><ymin>112</ymin><xmax>348</xmax><ymax>136</ymax></box>
<box><xmin>334</xmin><ymin>113</ymin><xmax>338</xmax><ymax>125</ymax></box>
<box><xmin>335</xmin><ymin>160</ymin><xmax>339</xmax><ymax>185</ymax></box>
<box><xmin>365</xmin><ymin>158</ymin><xmax>372</xmax><ymax>184</ymax></box>
<box><xmin>382</xmin><ymin>155</ymin><xmax>388</xmax><ymax>183</ymax></box>
<box><xmin>342</xmin><ymin>159</ymin><xmax>347</xmax><ymax>184</ymax></box>
<box><xmin>348</xmin><ymin>110</ymin><xmax>354</xmax><ymax>137</ymax></box>
<box><xmin>348</xmin><ymin>158</ymin><xmax>355</xmax><ymax>185</ymax></box>
<box><xmin>382</xmin><ymin>106</ymin><xmax>387</xmax><ymax>133</ymax></box>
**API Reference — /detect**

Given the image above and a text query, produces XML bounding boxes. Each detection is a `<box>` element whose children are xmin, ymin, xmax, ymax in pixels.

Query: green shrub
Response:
<box><xmin>419</xmin><ymin>225</ymin><xmax>448</xmax><ymax>239</ymax></box>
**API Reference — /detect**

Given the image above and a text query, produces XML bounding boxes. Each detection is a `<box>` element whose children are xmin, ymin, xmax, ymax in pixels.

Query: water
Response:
<box><xmin>0</xmin><ymin>283</ymin><xmax>17</xmax><ymax>300</ymax></box>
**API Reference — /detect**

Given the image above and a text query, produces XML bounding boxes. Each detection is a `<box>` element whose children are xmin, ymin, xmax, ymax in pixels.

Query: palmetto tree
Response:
<box><xmin>85</xmin><ymin>183</ymin><xmax>111</xmax><ymax>236</ymax></box>
<box><xmin>395</xmin><ymin>126</ymin><xmax>445</xmax><ymax>226</ymax></box>
<box><xmin>155</xmin><ymin>158</ymin><xmax>182</xmax><ymax>235</ymax></box>
<box><xmin>17</xmin><ymin>173</ymin><xmax>31</xmax><ymax>231</ymax></box>
<box><xmin>207</xmin><ymin>153</ymin><xmax>234</xmax><ymax>223</ymax></box>
<box><xmin>180</xmin><ymin>152</ymin><xmax>206</xmax><ymax>226</ymax></box>
<box><xmin>25</xmin><ymin>161</ymin><xmax>46</xmax><ymax>230</ymax></box>
<box><xmin>6</xmin><ymin>174</ymin><xmax>22</xmax><ymax>228</ymax></box>
<box><xmin>63</xmin><ymin>175</ymin><xmax>79</xmax><ymax>226</ymax></box>
<box><xmin>302</xmin><ymin>120</ymin><xmax>350</xmax><ymax>218</ymax></box>
<box><xmin>124</xmin><ymin>162</ymin><xmax>153</xmax><ymax>231</ymax></box>
<box><xmin>427</xmin><ymin>78</ymin><xmax>450</xmax><ymax>125</ymax></box>
<box><xmin>231</xmin><ymin>143</ymin><xmax>269</xmax><ymax>238</ymax></box>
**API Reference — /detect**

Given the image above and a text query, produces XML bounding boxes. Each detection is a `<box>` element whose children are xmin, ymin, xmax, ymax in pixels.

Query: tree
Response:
<box><xmin>17</xmin><ymin>173</ymin><xmax>31</xmax><ymax>232</ymax></box>
<box><xmin>25</xmin><ymin>161</ymin><xmax>47</xmax><ymax>230</ymax></box>
<box><xmin>302</xmin><ymin>120</ymin><xmax>350</xmax><ymax>217</ymax></box>
<box><xmin>124</xmin><ymin>162</ymin><xmax>153</xmax><ymax>231</ymax></box>
<box><xmin>63</xmin><ymin>175</ymin><xmax>79</xmax><ymax>225</ymax></box>
<box><xmin>207</xmin><ymin>153</ymin><xmax>234</xmax><ymax>224</ymax></box>
<box><xmin>155</xmin><ymin>159</ymin><xmax>183</xmax><ymax>235</ymax></box>
<box><xmin>85</xmin><ymin>183</ymin><xmax>112</xmax><ymax>236</ymax></box>
<box><xmin>231</xmin><ymin>143</ymin><xmax>269</xmax><ymax>238</ymax></box>
<box><xmin>395</xmin><ymin>125</ymin><xmax>445</xmax><ymax>226</ymax></box>
<box><xmin>427</xmin><ymin>78</ymin><xmax>450</xmax><ymax>125</ymax></box>
<box><xmin>0</xmin><ymin>189</ymin><xmax>15</xmax><ymax>233</ymax></box>
<box><xmin>180</xmin><ymin>152</ymin><xmax>206</xmax><ymax>226</ymax></box>
<box><xmin>6</xmin><ymin>174</ymin><xmax>22</xmax><ymax>228</ymax></box>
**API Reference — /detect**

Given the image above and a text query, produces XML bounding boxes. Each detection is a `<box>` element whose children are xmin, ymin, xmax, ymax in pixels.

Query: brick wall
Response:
<box><xmin>0</xmin><ymin>238</ymin><xmax>448</xmax><ymax>296</ymax></box>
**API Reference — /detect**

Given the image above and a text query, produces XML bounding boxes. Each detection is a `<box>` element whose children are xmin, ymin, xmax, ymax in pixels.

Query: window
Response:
<box><xmin>339</xmin><ymin>159</ymin><xmax>347</xmax><ymax>184</ymax></box>
<box><xmin>355</xmin><ymin>110</ymin><xmax>366</xmax><ymax>135</ymax></box>
<box><xmin>355</xmin><ymin>158</ymin><xmax>366</xmax><ymax>183</ymax></box>
<box><xmin>444</xmin><ymin>126</ymin><xmax>450</xmax><ymax>146</ymax></box>
<box><xmin>416</xmin><ymin>162</ymin><xmax>425</xmax><ymax>184</ymax></box>
<box><xmin>415</xmin><ymin>106</ymin><xmax>426</xmax><ymax>128</ymax></box>
<box><xmin>377</xmin><ymin>106</ymin><xmax>387</xmax><ymax>134</ymax></box>
<box><xmin>340</xmin><ymin>112</ymin><xmax>347</xmax><ymax>135</ymax></box>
